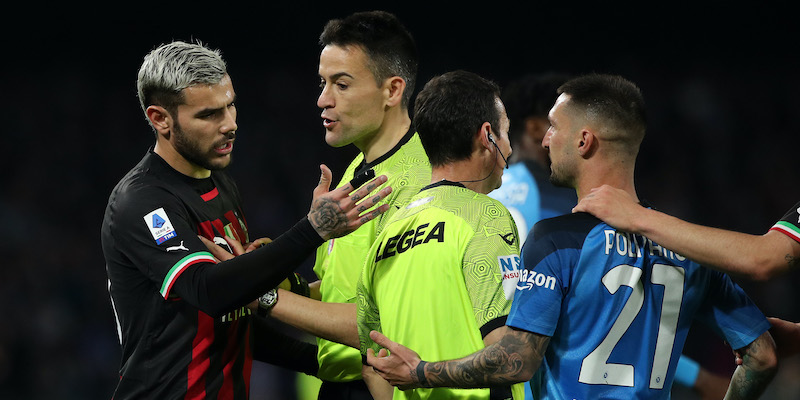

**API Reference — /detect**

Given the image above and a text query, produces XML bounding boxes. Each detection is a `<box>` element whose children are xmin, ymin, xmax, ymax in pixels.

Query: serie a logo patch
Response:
<box><xmin>144</xmin><ymin>207</ymin><xmax>177</xmax><ymax>244</ymax></box>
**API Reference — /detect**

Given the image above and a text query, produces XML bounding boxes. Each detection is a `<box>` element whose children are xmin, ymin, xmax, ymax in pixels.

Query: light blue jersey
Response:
<box><xmin>489</xmin><ymin>163</ymin><xmax>540</xmax><ymax>246</ymax></box>
<box><xmin>508</xmin><ymin>212</ymin><xmax>769</xmax><ymax>400</ymax></box>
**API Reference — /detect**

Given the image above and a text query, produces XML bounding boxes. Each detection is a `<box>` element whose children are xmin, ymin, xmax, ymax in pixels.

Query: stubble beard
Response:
<box><xmin>548</xmin><ymin>162</ymin><xmax>575</xmax><ymax>189</ymax></box>
<box><xmin>173</xmin><ymin>123</ymin><xmax>232</xmax><ymax>171</ymax></box>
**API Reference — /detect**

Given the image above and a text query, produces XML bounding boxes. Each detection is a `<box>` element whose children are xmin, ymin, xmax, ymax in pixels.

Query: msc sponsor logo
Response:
<box><xmin>374</xmin><ymin>221</ymin><xmax>445</xmax><ymax>262</ymax></box>
<box><xmin>498</xmin><ymin>255</ymin><xmax>521</xmax><ymax>277</ymax></box>
<box><xmin>499</xmin><ymin>255</ymin><xmax>522</xmax><ymax>300</ymax></box>
<box><xmin>516</xmin><ymin>269</ymin><xmax>557</xmax><ymax>291</ymax></box>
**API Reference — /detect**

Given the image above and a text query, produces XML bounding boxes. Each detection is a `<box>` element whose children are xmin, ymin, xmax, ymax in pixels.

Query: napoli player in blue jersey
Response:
<box><xmin>491</xmin><ymin>73</ymin><xmax>731</xmax><ymax>399</ymax></box>
<box><xmin>574</xmin><ymin>184</ymin><xmax>800</xmax><ymax>361</ymax></box>
<box><xmin>365</xmin><ymin>74</ymin><xmax>778</xmax><ymax>399</ymax></box>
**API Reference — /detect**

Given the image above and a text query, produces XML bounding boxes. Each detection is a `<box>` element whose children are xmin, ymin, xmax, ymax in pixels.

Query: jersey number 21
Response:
<box><xmin>578</xmin><ymin>263</ymin><xmax>684</xmax><ymax>389</ymax></box>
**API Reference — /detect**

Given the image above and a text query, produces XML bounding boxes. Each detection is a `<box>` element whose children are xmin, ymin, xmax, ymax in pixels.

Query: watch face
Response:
<box><xmin>259</xmin><ymin>290</ymin><xmax>277</xmax><ymax>308</ymax></box>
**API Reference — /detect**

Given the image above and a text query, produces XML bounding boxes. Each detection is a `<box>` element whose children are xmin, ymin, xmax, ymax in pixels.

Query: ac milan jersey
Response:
<box><xmin>102</xmin><ymin>149</ymin><xmax>253</xmax><ymax>399</ymax></box>
<box><xmin>769</xmin><ymin>200</ymin><xmax>800</xmax><ymax>243</ymax></box>
<box><xmin>507</xmin><ymin>212</ymin><xmax>769</xmax><ymax>400</ymax></box>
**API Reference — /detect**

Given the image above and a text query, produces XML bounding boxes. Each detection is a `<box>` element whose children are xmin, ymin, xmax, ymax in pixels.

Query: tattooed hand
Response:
<box><xmin>366</xmin><ymin>330</ymin><xmax>423</xmax><ymax>390</ymax></box>
<box><xmin>367</xmin><ymin>327</ymin><xmax>548</xmax><ymax>391</ymax></box>
<box><xmin>308</xmin><ymin>164</ymin><xmax>392</xmax><ymax>240</ymax></box>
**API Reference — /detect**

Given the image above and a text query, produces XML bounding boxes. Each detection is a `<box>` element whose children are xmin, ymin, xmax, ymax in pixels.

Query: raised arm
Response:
<box><xmin>185</xmin><ymin>167</ymin><xmax>391</xmax><ymax>317</ymax></box>
<box><xmin>366</xmin><ymin>326</ymin><xmax>548</xmax><ymax>390</ymax></box>
<box><xmin>308</xmin><ymin>164</ymin><xmax>392</xmax><ymax>240</ymax></box>
<box><xmin>573</xmin><ymin>185</ymin><xmax>800</xmax><ymax>281</ymax></box>
<box><xmin>724</xmin><ymin>331</ymin><xmax>778</xmax><ymax>400</ymax></box>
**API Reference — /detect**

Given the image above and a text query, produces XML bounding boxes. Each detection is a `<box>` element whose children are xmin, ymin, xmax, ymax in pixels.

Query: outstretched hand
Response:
<box><xmin>198</xmin><ymin>235</ymin><xmax>270</xmax><ymax>310</ymax></box>
<box><xmin>198</xmin><ymin>235</ymin><xmax>256</xmax><ymax>261</ymax></box>
<box><xmin>572</xmin><ymin>184</ymin><xmax>642</xmax><ymax>232</ymax></box>
<box><xmin>309</xmin><ymin>164</ymin><xmax>392</xmax><ymax>240</ymax></box>
<box><xmin>366</xmin><ymin>330</ymin><xmax>423</xmax><ymax>390</ymax></box>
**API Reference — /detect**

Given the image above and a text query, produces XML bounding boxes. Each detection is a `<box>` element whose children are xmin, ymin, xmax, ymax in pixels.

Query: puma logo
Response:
<box><xmin>213</xmin><ymin>237</ymin><xmax>234</xmax><ymax>254</ymax></box>
<box><xmin>166</xmin><ymin>241</ymin><xmax>189</xmax><ymax>252</ymax></box>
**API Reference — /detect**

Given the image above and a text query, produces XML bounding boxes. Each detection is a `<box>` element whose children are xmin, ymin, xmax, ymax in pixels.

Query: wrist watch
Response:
<box><xmin>257</xmin><ymin>289</ymin><xmax>278</xmax><ymax>317</ymax></box>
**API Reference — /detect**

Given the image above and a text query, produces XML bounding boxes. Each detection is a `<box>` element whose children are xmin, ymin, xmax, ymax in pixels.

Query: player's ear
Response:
<box><xmin>384</xmin><ymin>76</ymin><xmax>406</xmax><ymax>108</ymax></box>
<box><xmin>578</xmin><ymin>129</ymin><xmax>596</xmax><ymax>158</ymax></box>
<box><xmin>146</xmin><ymin>106</ymin><xmax>172</xmax><ymax>138</ymax></box>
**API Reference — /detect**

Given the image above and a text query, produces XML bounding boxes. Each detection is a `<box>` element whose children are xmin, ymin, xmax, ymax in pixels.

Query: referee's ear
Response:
<box><xmin>384</xmin><ymin>76</ymin><xmax>406</xmax><ymax>108</ymax></box>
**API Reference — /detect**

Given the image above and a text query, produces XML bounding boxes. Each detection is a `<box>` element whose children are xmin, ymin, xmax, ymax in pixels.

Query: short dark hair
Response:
<box><xmin>502</xmin><ymin>72</ymin><xmax>571</xmax><ymax>145</ymax></box>
<box><xmin>413</xmin><ymin>70</ymin><xmax>502</xmax><ymax>167</ymax></box>
<box><xmin>558</xmin><ymin>74</ymin><xmax>646</xmax><ymax>147</ymax></box>
<box><xmin>320</xmin><ymin>10</ymin><xmax>418</xmax><ymax>108</ymax></box>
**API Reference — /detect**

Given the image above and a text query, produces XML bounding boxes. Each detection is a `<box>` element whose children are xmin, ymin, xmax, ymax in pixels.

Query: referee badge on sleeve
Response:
<box><xmin>144</xmin><ymin>207</ymin><xmax>177</xmax><ymax>245</ymax></box>
<box><xmin>498</xmin><ymin>255</ymin><xmax>522</xmax><ymax>300</ymax></box>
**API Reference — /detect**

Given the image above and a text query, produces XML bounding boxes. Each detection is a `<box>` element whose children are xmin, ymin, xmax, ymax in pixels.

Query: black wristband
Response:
<box><xmin>415</xmin><ymin>360</ymin><xmax>430</xmax><ymax>388</ymax></box>
<box><xmin>288</xmin><ymin>272</ymin><xmax>310</xmax><ymax>297</ymax></box>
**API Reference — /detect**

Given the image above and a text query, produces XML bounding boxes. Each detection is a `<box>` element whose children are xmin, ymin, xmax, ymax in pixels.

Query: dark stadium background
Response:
<box><xmin>3</xmin><ymin>3</ymin><xmax>799</xmax><ymax>399</ymax></box>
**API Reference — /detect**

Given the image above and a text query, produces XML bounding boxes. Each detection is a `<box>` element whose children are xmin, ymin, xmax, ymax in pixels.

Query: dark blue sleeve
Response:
<box><xmin>695</xmin><ymin>270</ymin><xmax>770</xmax><ymax>350</ymax></box>
<box><xmin>506</xmin><ymin>213</ymin><xmax>597</xmax><ymax>335</ymax></box>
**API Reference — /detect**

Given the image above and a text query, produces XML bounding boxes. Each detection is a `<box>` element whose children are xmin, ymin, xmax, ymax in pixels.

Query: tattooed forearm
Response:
<box><xmin>418</xmin><ymin>329</ymin><xmax>548</xmax><ymax>388</ymax></box>
<box><xmin>725</xmin><ymin>333</ymin><xmax>777</xmax><ymax>400</ymax></box>
<box><xmin>727</xmin><ymin>362</ymin><xmax>776</xmax><ymax>400</ymax></box>
<box><xmin>727</xmin><ymin>368</ymin><xmax>774</xmax><ymax>399</ymax></box>
<box><xmin>786</xmin><ymin>253</ymin><xmax>799</xmax><ymax>269</ymax></box>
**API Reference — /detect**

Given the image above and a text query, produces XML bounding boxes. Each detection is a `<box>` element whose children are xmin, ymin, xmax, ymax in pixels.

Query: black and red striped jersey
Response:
<box><xmin>102</xmin><ymin>148</ymin><xmax>254</xmax><ymax>399</ymax></box>
<box><xmin>770</xmin><ymin>201</ymin><xmax>800</xmax><ymax>243</ymax></box>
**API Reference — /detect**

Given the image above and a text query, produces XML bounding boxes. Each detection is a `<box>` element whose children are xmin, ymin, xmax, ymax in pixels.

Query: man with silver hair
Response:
<box><xmin>101</xmin><ymin>40</ymin><xmax>391</xmax><ymax>399</ymax></box>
